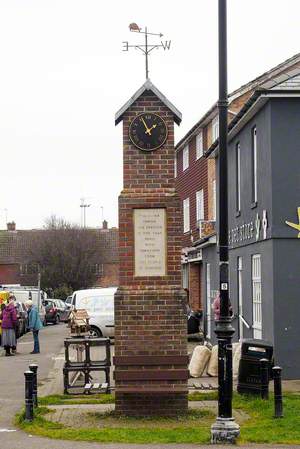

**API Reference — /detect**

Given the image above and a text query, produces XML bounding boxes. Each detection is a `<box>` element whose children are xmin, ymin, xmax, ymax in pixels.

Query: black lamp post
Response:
<box><xmin>211</xmin><ymin>0</ymin><xmax>240</xmax><ymax>443</ymax></box>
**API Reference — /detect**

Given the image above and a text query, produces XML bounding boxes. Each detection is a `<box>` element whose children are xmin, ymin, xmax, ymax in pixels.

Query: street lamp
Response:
<box><xmin>211</xmin><ymin>0</ymin><xmax>240</xmax><ymax>443</ymax></box>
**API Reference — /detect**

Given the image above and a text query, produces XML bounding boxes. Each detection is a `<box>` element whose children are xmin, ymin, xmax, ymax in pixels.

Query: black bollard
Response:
<box><xmin>260</xmin><ymin>358</ymin><xmax>269</xmax><ymax>400</ymax></box>
<box><xmin>24</xmin><ymin>370</ymin><xmax>34</xmax><ymax>421</ymax></box>
<box><xmin>273</xmin><ymin>366</ymin><xmax>283</xmax><ymax>418</ymax></box>
<box><xmin>29</xmin><ymin>364</ymin><xmax>38</xmax><ymax>407</ymax></box>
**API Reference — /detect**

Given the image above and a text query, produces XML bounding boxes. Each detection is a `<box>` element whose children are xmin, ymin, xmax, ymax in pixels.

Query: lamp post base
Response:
<box><xmin>211</xmin><ymin>417</ymin><xmax>240</xmax><ymax>444</ymax></box>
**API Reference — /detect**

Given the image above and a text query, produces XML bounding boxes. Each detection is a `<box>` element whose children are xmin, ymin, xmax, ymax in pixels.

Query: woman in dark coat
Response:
<box><xmin>1</xmin><ymin>296</ymin><xmax>17</xmax><ymax>356</ymax></box>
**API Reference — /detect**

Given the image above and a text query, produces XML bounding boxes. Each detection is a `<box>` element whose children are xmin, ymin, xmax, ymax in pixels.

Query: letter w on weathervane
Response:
<box><xmin>285</xmin><ymin>207</ymin><xmax>300</xmax><ymax>238</ymax></box>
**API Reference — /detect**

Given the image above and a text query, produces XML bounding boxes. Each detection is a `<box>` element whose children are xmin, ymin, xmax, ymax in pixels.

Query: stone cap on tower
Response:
<box><xmin>115</xmin><ymin>78</ymin><xmax>182</xmax><ymax>126</ymax></box>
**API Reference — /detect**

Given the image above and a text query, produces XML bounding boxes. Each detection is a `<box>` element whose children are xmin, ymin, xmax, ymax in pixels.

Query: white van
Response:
<box><xmin>70</xmin><ymin>287</ymin><xmax>116</xmax><ymax>338</ymax></box>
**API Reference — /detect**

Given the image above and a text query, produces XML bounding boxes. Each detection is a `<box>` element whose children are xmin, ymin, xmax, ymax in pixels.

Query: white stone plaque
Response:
<box><xmin>134</xmin><ymin>208</ymin><xmax>166</xmax><ymax>277</ymax></box>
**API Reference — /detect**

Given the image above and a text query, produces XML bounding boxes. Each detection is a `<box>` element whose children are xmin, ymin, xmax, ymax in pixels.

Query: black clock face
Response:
<box><xmin>129</xmin><ymin>112</ymin><xmax>168</xmax><ymax>151</ymax></box>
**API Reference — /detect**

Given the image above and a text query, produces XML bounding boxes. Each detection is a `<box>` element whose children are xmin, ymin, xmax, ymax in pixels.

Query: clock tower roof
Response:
<box><xmin>115</xmin><ymin>79</ymin><xmax>182</xmax><ymax>126</ymax></box>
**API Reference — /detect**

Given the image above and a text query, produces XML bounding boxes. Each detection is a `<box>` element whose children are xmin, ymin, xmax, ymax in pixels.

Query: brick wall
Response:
<box><xmin>96</xmin><ymin>263</ymin><xmax>119</xmax><ymax>287</ymax></box>
<box><xmin>0</xmin><ymin>264</ymin><xmax>20</xmax><ymax>284</ymax></box>
<box><xmin>175</xmin><ymin>133</ymin><xmax>208</xmax><ymax>248</ymax></box>
<box><xmin>115</xmin><ymin>91</ymin><xmax>188</xmax><ymax>416</ymax></box>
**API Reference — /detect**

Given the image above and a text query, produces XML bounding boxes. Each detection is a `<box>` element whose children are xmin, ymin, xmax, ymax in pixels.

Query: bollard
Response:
<box><xmin>24</xmin><ymin>370</ymin><xmax>34</xmax><ymax>421</ymax></box>
<box><xmin>29</xmin><ymin>364</ymin><xmax>38</xmax><ymax>407</ymax></box>
<box><xmin>273</xmin><ymin>366</ymin><xmax>283</xmax><ymax>418</ymax></box>
<box><xmin>260</xmin><ymin>358</ymin><xmax>269</xmax><ymax>400</ymax></box>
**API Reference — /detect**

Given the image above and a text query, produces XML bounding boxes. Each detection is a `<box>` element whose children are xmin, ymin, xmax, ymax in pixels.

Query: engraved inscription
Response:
<box><xmin>134</xmin><ymin>209</ymin><xmax>166</xmax><ymax>277</ymax></box>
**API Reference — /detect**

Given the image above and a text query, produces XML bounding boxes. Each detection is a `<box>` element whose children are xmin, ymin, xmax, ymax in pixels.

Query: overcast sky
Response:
<box><xmin>0</xmin><ymin>0</ymin><xmax>299</xmax><ymax>229</ymax></box>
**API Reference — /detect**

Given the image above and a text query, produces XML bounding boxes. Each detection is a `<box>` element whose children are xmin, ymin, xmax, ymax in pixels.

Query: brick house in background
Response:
<box><xmin>175</xmin><ymin>52</ymin><xmax>300</xmax><ymax>339</ymax></box>
<box><xmin>0</xmin><ymin>221</ymin><xmax>119</xmax><ymax>289</ymax></box>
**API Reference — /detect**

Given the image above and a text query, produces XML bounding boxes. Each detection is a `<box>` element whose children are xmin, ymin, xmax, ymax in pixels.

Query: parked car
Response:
<box><xmin>43</xmin><ymin>299</ymin><xmax>59</xmax><ymax>325</ymax></box>
<box><xmin>65</xmin><ymin>295</ymin><xmax>73</xmax><ymax>311</ymax></box>
<box><xmin>52</xmin><ymin>299</ymin><xmax>69</xmax><ymax>322</ymax></box>
<box><xmin>15</xmin><ymin>301</ymin><xmax>28</xmax><ymax>338</ymax></box>
<box><xmin>69</xmin><ymin>287</ymin><xmax>116</xmax><ymax>338</ymax></box>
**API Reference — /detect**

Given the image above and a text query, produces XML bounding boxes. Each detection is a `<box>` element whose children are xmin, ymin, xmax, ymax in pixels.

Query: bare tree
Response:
<box><xmin>30</xmin><ymin>215</ymin><xmax>100</xmax><ymax>293</ymax></box>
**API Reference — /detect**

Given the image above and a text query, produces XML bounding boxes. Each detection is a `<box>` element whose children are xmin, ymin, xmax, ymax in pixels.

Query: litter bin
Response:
<box><xmin>237</xmin><ymin>339</ymin><xmax>273</xmax><ymax>395</ymax></box>
<box><xmin>187</xmin><ymin>310</ymin><xmax>202</xmax><ymax>334</ymax></box>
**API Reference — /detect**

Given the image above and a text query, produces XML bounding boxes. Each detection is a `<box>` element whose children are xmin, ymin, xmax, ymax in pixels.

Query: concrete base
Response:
<box><xmin>211</xmin><ymin>417</ymin><xmax>240</xmax><ymax>444</ymax></box>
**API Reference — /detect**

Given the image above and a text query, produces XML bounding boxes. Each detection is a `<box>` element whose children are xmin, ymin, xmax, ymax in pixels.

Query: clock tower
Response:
<box><xmin>114</xmin><ymin>79</ymin><xmax>188</xmax><ymax>416</ymax></box>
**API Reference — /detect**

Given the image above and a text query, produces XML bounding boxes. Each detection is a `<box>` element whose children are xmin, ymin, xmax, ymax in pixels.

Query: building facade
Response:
<box><xmin>0</xmin><ymin>221</ymin><xmax>119</xmax><ymax>289</ymax></box>
<box><xmin>175</xmin><ymin>52</ymin><xmax>300</xmax><ymax>363</ymax></box>
<box><xmin>208</xmin><ymin>89</ymin><xmax>300</xmax><ymax>378</ymax></box>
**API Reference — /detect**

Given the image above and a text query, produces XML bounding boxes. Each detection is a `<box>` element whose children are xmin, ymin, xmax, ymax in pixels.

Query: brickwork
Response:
<box><xmin>175</xmin><ymin>133</ymin><xmax>208</xmax><ymax>248</ymax></box>
<box><xmin>189</xmin><ymin>263</ymin><xmax>201</xmax><ymax>311</ymax></box>
<box><xmin>0</xmin><ymin>264</ymin><xmax>20</xmax><ymax>285</ymax></box>
<box><xmin>96</xmin><ymin>263</ymin><xmax>119</xmax><ymax>288</ymax></box>
<box><xmin>115</xmin><ymin>90</ymin><xmax>188</xmax><ymax>415</ymax></box>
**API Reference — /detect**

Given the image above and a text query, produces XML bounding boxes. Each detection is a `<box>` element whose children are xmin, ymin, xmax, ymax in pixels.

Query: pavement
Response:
<box><xmin>0</xmin><ymin>325</ymin><xmax>300</xmax><ymax>449</ymax></box>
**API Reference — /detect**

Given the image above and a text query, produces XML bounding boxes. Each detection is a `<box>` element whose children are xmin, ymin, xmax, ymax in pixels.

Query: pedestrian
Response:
<box><xmin>9</xmin><ymin>293</ymin><xmax>18</xmax><ymax>354</ymax></box>
<box><xmin>0</xmin><ymin>302</ymin><xmax>6</xmax><ymax>347</ymax></box>
<box><xmin>25</xmin><ymin>300</ymin><xmax>43</xmax><ymax>354</ymax></box>
<box><xmin>212</xmin><ymin>291</ymin><xmax>233</xmax><ymax>321</ymax></box>
<box><xmin>1</xmin><ymin>296</ymin><xmax>17</xmax><ymax>356</ymax></box>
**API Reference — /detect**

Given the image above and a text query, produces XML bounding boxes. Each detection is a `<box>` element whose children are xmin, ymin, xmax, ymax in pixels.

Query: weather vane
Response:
<box><xmin>122</xmin><ymin>23</ymin><xmax>171</xmax><ymax>80</ymax></box>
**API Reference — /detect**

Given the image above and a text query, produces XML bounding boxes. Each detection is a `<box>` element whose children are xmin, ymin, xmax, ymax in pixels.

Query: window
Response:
<box><xmin>196</xmin><ymin>131</ymin><xmax>203</xmax><ymax>159</ymax></box>
<box><xmin>237</xmin><ymin>256</ymin><xmax>243</xmax><ymax>340</ymax></box>
<box><xmin>212</xmin><ymin>116</ymin><xmax>219</xmax><ymax>141</ymax></box>
<box><xmin>183</xmin><ymin>197</ymin><xmax>190</xmax><ymax>233</ymax></box>
<box><xmin>196</xmin><ymin>189</ymin><xmax>204</xmax><ymax>223</ymax></box>
<box><xmin>236</xmin><ymin>143</ymin><xmax>241</xmax><ymax>213</ymax></box>
<box><xmin>183</xmin><ymin>144</ymin><xmax>189</xmax><ymax>171</ymax></box>
<box><xmin>174</xmin><ymin>154</ymin><xmax>177</xmax><ymax>178</ymax></box>
<box><xmin>252</xmin><ymin>127</ymin><xmax>258</xmax><ymax>204</ymax></box>
<box><xmin>212</xmin><ymin>179</ymin><xmax>216</xmax><ymax>220</ymax></box>
<box><xmin>252</xmin><ymin>254</ymin><xmax>262</xmax><ymax>339</ymax></box>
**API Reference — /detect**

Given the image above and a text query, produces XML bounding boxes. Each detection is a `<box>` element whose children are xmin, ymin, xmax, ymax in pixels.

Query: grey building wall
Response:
<box><xmin>273</xmin><ymin>233</ymin><xmax>300</xmax><ymax>378</ymax></box>
<box><xmin>229</xmin><ymin>240</ymin><xmax>274</xmax><ymax>344</ymax></box>
<box><xmin>222</xmin><ymin>96</ymin><xmax>300</xmax><ymax>378</ymax></box>
<box><xmin>270</xmin><ymin>98</ymin><xmax>300</xmax><ymax>238</ymax></box>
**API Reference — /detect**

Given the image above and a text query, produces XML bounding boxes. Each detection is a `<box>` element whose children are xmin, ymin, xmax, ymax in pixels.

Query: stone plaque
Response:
<box><xmin>134</xmin><ymin>208</ymin><xmax>166</xmax><ymax>276</ymax></box>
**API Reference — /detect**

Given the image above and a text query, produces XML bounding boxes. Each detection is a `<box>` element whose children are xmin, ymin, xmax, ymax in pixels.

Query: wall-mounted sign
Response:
<box><xmin>134</xmin><ymin>208</ymin><xmax>166</xmax><ymax>276</ymax></box>
<box><xmin>187</xmin><ymin>249</ymin><xmax>202</xmax><ymax>263</ymax></box>
<box><xmin>285</xmin><ymin>207</ymin><xmax>300</xmax><ymax>238</ymax></box>
<box><xmin>229</xmin><ymin>210</ymin><xmax>268</xmax><ymax>246</ymax></box>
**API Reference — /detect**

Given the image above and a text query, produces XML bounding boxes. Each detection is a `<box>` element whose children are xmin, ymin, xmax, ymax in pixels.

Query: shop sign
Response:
<box><xmin>187</xmin><ymin>249</ymin><xmax>202</xmax><ymax>262</ymax></box>
<box><xmin>229</xmin><ymin>210</ymin><xmax>268</xmax><ymax>246</ymax></box>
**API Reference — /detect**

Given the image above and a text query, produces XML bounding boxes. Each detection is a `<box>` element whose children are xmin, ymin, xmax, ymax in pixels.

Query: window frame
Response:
<box><xmin>212</xmin><ymin>116</ymin><xmax>219</xmax><ymax>142</ymax></box>
<box><xmin>236</xmin><ymin>142</ymin><xmax>241</xmax><ymax>214</ymax></box>
<box><xmin>251</xmin><ymin>126</ymin><xmax>258</xmax><ymax>205</ymax></box>
<box><xmin>183</xmin><ymin>197</ymin><xmax>190</xmax><ymax>233</ymax></box>
<box><xmin>196</xmin><ymin>131</ymin><xmax>203</xmax><ymax>159</ymax></box>
<box><xmin>196</xmin><ymin>189</ymin><xmax>204</xmax><ymax>223</ymax></box>
<box><xmin>183</xmin><ymin>144</ymin><xmax>189</xmax><ymax>171</ymax></box>
<box><xmin>212</xmin><ymin>179</ymin><xmax>216</xmax><ymax>220</ymax></box>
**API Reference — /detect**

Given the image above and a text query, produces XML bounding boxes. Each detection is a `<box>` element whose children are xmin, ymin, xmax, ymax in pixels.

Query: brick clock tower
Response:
<box><xmin>114</xmin><ymin>79</ymin><xmax>188</xmax><ymax>416</ymax></box>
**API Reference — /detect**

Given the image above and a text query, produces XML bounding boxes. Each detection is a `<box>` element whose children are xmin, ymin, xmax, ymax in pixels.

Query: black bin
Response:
<box><xmin>237</xmin><ymin>338</ymin><xmax>273</xmax><ymax>395</ymax></box>
<box><xmin>187</xmin><ymin>310</ymin><xmax>202</xmax><ymax>334</ymax></box>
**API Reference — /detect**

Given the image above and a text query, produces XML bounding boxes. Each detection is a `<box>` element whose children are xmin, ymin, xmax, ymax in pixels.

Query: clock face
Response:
<box><xmin>129</xmin><ymin>112</ymin><xmax>168</xmax><ymax>151</ymax></box>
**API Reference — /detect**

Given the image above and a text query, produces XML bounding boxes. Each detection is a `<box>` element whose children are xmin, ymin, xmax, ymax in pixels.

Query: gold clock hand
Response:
<box><xmin>141</xmin><ymin>117</ymin><xmax>151</xmax><ymax>134</ymax></box>
<box><xmin>145</xmin><ymin>123</ymin><xmax>157</xmax><ymax>136</ymax></box>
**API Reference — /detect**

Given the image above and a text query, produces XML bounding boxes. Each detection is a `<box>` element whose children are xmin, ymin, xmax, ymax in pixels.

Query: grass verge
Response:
<box><xmin>17</xmin><ymin>393</ymin><xmax>300</xmax><ymax>444</ymax></box>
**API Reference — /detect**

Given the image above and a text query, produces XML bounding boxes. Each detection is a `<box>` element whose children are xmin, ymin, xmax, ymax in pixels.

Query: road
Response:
<box><xmin>1</xmin><ymin>325</ymin><xmax>299</xmax><ymax>449</ymax></box>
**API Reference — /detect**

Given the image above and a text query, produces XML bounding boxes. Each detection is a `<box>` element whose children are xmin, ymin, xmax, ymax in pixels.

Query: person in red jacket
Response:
<box><xmin>1</xmin><ymin>296</ymin><xmax>17</xmax><ymax>356</ymax></box>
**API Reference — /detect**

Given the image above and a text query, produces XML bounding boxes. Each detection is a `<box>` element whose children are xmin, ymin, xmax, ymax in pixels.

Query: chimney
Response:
<box><xmin>102</xmin><ymin>220</ymin><xmax>108</xmax><ymax>230</ymax></box>
<box><xmin>7</xmin><ymin>221</ymin><xmax>16</xmax><ymax>231</ymax></box>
